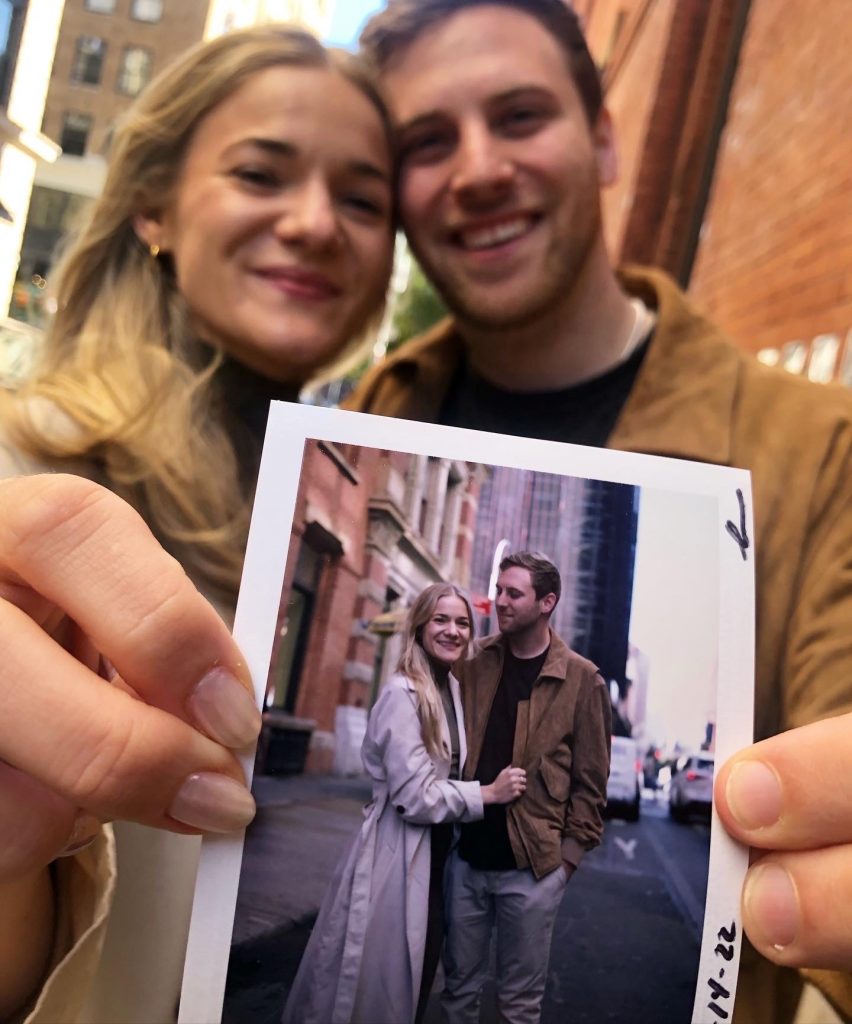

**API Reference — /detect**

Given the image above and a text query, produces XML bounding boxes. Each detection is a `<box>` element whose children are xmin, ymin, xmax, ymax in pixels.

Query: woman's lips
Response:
<box><xmin>254</xmin><ymin>267</ymin><xmax>341</xmax><ymax>300</ymax></box>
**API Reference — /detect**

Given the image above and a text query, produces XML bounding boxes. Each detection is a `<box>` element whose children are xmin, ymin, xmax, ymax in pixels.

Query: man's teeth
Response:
<box><xmin>461</xmin><ymin>218</ymin><xmax>530</xmax><ymax>250</ymax></box>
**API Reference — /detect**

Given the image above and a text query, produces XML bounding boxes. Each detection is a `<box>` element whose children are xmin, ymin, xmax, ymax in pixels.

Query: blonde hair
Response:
<box><xmin>1</xmin><ymin>26</ymin><xmax>392</xmax><ymax>598</ymax></box>
<box><xmin>397</xmin><ymin>583</ymin><xmax>475</xmax><ymax>759</ymax></box>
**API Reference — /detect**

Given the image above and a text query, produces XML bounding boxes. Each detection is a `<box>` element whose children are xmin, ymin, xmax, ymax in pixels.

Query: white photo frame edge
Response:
<box><xmin>179</xmin><ymin>403</ymin><xmax>755</xmax><ymax>1024</ymax></box>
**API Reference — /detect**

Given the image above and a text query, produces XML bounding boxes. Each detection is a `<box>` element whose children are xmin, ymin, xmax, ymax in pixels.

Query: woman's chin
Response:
<box><xmin>428</xmin><ymin>651</ymin><xmax>462</xmax><ymax>668</ymax></box>
<box><xmin>205</xmin><ymin>321</ymin><xmax>349</xmax><ymax>383</ymax></box>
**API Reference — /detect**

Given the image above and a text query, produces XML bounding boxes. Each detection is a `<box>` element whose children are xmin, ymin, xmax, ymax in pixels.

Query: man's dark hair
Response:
<box><xmin>499</xmin><ymin>550</ymin><xmax>562</xmax><ymax>605</ymax></box>
<box><xmin>360</xmin><ymin>0</ymin><xmax>603</xmax><ymax>125</ymax></box>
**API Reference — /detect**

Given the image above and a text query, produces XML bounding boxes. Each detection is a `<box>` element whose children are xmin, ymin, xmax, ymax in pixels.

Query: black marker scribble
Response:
<box><xmin>725</xmin><ymin>489</ymin><xmax>750</xmax><ymax>561</ymax></box>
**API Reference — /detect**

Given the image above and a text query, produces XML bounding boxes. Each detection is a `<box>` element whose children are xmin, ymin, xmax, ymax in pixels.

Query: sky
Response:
<box><xmin>325</xmin><ymin>0</ymin><xmax>385</xmax><ymax>47</ymax></box>
<box><xmin>629</xmin><ymin>488</ymin><xmax>719</xmax><ymax>752</ymax></box>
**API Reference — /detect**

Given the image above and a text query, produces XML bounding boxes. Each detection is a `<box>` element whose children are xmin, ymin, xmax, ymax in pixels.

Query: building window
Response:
<box><xmin>117</xmin><ymin>46</ymin><xmax>152</xmax><ymax>96</ymax></box>
<box><xmin>72</xmin><ymin>36</ymin><xmax>106</xmax><ymax>85</ymax></box>
<box><xmin>130</xmin><ymin>0</ymin><xmax>163</xmax><ymax>23</ymax></box>
<box><xmin>26</xmin><ymin>186</ymin><xmax>90</xmax><ymax>232</ymax></box>
<box><xmin>59</xmin><ymin>112</ymin><xmax>92</xmax><ymax>156</ymax></box>
<box><xmin>84</xmin><ymin>0</ymin><xmax>116</xmax><ymax>12</ymax></box>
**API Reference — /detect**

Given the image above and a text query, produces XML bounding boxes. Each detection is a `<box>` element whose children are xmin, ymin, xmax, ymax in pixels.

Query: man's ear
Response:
<box><xmin>541</xmin><ymin>592</ymin><xmax>558</xmax><ymax>616</ymax></box>
<box><xmin>593</xmin><ymin>107</ymin><xmax>618</xmax><ymax>188</ymax></box>
<box><xmin>132</xmin><ymin>209</ymin><xmax>169</xmax><ymax>255</ymax></box>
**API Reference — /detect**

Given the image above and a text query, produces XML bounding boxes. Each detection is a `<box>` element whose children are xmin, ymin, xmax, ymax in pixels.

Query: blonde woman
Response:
<box><xmin>0</xmin><ymin>26</ymin><xmax>394</xmax><ymax>1023</ymax></box>
<box><xmin>283</xmin><ymin>583</ymin><xmax>526</xmax><ymax>1024</ymax></box>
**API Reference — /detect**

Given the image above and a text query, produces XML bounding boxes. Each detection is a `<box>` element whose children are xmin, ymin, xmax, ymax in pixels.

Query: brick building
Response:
<box><xmin>13</xmin><ymin>0</ymin><xmax>337</xmax><ymax>314</ymax></box>
<box><xmin>0</xmin><ymin>0</ymin><xmax>63</xmax><ymax>318</ymax></box>
<box><xmin>577</xmin><ymin>0</ymin><xmax>852</xmax><ymax>385</ymax></box>
<box><xmin>261</xmin><ymin>440</ymin><xmax>482</xmax><ymax>774</ymax></box>
<box><xmin>17</xmin><ymin>0</ymin><xmax>210</xmax><ymax>293</ymax></box>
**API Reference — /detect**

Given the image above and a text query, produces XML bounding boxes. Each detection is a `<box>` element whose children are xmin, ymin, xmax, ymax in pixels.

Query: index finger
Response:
<box><xmin>715</xmin><ymin>712</ymin><xmax>852</xmax><ymax>850</ymax></box>
<box><xmin>0</xmin><ymin>475</ymin><xmax>257</xmax><ymax>741</ymax></box>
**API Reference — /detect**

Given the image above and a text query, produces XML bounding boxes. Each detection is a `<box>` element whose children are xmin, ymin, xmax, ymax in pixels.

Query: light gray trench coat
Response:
<box><xmin>282</xmin><ymin>672</ymin><xmax>484</xmax><ymax>1024</ymax></box>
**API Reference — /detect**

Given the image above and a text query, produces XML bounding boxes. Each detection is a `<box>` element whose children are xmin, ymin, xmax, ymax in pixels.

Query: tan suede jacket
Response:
<box><xmin>346</xmin><ymin>265</ymin><xmax>852</xmax><ymax>1024</ymax></box>
<box><xmin>460</xmin><ymin>631</ymin><xmax>611</xmax><ymax>878</ymax></box>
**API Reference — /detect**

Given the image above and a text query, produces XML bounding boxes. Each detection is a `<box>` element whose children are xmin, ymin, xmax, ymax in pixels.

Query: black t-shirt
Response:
<box><xmin>438</xmin><ymin>335</ymin><xmax>651</xmax><ymax>446</ymax></box>
<box><xmin>459</xmin><ymin>646</ymin><xmax>549</xmax><ymax>870</ymax></box>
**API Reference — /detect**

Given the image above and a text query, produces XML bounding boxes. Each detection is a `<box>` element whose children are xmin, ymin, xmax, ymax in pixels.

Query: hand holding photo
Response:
<box><xmin>179</xmin><ymin>404</ymin><xmax>754</xmax><ymax>1024</ymax></box>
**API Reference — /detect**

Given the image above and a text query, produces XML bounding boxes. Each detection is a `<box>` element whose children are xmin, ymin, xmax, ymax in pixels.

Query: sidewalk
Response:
<box><xmin>233</xmin><ymin>772</ymin><xmax>371</xmax><ymax>945</ymax></box>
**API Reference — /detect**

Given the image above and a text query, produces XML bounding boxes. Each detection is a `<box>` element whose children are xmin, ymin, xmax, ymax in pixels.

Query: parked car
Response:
<box><xmin>606</xmin><ymin>735</ymin><xmax>641</xmax><ymax>821</ymax></box>
<box><xmin>668</xmin><ymin>752</ymin><xmax>715</xmax><ymax>822</ymax></box>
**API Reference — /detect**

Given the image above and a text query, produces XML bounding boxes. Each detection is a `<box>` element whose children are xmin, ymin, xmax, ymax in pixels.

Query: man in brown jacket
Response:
<box><xmin>447</xmin><ymin>551</ymin><xmax>610</xmax><ymax>1024</ymax></box>
<box><xmin>354</xmin><ymin>2</ymin><xmax>852</xmax><ymax>1022</ymax></box>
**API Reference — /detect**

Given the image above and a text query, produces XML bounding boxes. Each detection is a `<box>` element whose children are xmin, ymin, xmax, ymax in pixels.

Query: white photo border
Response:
<box><xmin>178</xmin><ymin>403</ymin><xmax>755</xmax><ymax>1024</ymax></box>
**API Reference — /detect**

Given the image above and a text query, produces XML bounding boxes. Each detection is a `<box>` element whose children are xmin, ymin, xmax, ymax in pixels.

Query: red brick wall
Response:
<box><xmin>689</xmin><ymin>0</ymin><xmax>852</xmax><ymax>356</ymax></box>
<box><xmin>267</xmin><ymin>441</ymin><xmax>370</xmax><ymax>729</ymax></box>
<box><xmin>596</xmin><ymin>0</ymin><xmax>678</xmax><ymax>261</ymax></box>
<box><xmin>593</xmin><ymin>0</ymin><xmax>739</xmax><ymax>281</ymax></box>
<box><xmin>45</xmin><ymin>0</ymin><xmax>210</xmax><ymax>154</ymax></box>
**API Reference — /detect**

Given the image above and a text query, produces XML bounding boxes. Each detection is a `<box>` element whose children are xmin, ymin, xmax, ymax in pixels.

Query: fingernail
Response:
<box><xmin>188</xmin><ymin>667</ymin><xmax>261</xmax><ymax>749</ymax></box>
<box><xmin>57</xmin><ymin>813</ymin><xmax>101</xmax><ymax>858</ymax></box>
<box><xmin>744</xmin><ymin>862</ymin><xmax>799</xmax><ymax>950</ymax></box>
<box><xmin>726</xmin><ymin>760</ymin><xmax>783</xmax><ymax>830</ymax></box>
<box><xmin>169</xmin><ymin>773</ymin><xmax>256</xmax><ymax>833</ymax></box>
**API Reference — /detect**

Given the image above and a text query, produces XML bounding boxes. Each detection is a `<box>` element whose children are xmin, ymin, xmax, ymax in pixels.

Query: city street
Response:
<box><xmin>222</xmin><ymin>777</ymin><xmax>710</xmax><ymax>1023</ymax></box>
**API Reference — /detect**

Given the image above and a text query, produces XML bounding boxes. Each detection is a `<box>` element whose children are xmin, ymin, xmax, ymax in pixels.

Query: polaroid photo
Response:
<box><xmin>179</xmin><ymin>403</ymin><xmax>754</xmax><ymax>1024</ymax></box>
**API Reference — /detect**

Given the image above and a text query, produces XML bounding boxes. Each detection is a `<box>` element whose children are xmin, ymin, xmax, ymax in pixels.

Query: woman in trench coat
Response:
<box><xmin>282</xmin><ymin>583</ymin><xmax>526</xmax><ymax>1024</ymax></box>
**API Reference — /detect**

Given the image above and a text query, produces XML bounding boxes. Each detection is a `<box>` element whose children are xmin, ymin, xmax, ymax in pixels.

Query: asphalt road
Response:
<box><xmin>422</xmin><ymin>794</ymin><xmax>711</xmax><ymax>1024</ymax></box>
<box><xmin>222</xmin><ymin>783</ymin><xmax>711</xmax><ymax>1024</ymax></box>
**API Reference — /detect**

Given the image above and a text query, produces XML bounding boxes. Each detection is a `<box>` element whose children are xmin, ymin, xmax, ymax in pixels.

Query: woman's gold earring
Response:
<box><xmin>149</xmin><ymin>243</ymin><xmax>160</xmax><ymax>260</ymax></box>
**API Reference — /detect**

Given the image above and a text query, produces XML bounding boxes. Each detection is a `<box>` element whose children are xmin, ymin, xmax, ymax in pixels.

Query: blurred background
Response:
<box><xmin>0</xmin><ymin>0</ymin><xmax>849</xmax><ymax>391</ymax></box>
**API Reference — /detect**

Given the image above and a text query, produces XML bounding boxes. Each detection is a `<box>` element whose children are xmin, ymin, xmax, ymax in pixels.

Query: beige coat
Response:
<box><xmin>346</xmin><ymin>265</ymin><xmax>852</xmax><ymax>1024</ymax></box>
<box><xmin>282</xmin><ymin>672</ymin><xmax>482</xmax><ymax>1024</ymax></box>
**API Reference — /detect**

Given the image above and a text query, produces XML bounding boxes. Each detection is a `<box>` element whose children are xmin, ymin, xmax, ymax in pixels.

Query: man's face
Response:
<box><xmin>494</xmin><ymin>566</ymin><xmax>554</xmax><ymax>636</ymax></box>
<box><xmin>382</xmin><ymin>5</ymin><xmax>615</xmax><ymax>331</ymax></box>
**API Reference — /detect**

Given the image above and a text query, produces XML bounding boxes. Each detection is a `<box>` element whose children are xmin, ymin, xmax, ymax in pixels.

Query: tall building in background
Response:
<box><xmin>15</xmin><ymin>0</ymin><xmax>209</xmax><ymax>315</ymax></box>
<box><xmin>10</xmin><ymin>0</ymin><xmax>336</xmax><ymax>322</ymax></box>
<box><xmin>572</xmin><ymin>480</ymin><xmax>640</xmax><ymax>697</ymax></box>
<box><xmin>0</xmin><ymin>0</ymin><xmax>64</xmax><ymax>317</ymax></box>
<box><xmin>205</xmin><ymin>0</ymin><xmax>335</xmax><ymax>38</ymax></box>
<box><xmin>469</xmin><ymin>468</ymin><xmax>639</xmax><ymax>692</ymax></box>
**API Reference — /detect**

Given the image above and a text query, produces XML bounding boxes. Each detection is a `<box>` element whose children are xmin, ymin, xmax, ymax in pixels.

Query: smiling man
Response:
<box><xmin>351</xmin><ymin>2</ymin><xmax>852</xmax><ymax>1022</ymax></box>
<box><xmin>448</xmin><ymin>551</ymin><xmax>610</xmax><ymax>1024</ymax></box>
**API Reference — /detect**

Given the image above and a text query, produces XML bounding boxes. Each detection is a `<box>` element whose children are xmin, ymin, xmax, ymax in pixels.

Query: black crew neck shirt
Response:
<box><xmin>438</xmin><ymin>334</ymin><xmax>652</xmax><ymax>446</ymax></box>
<box><xmin>459</xmin><ymin>646</ymin><xmax>549</xmax><ymax>871</ymax></box>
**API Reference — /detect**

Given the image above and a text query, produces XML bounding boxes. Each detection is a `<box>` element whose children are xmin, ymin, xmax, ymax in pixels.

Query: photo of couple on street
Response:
<box><xmin>281</xmin><ymin>551</ymin><xmax>609</xmax><ymax>1024</ymax></box>
<box><xmin>191</xmin><ymin>420</ymin><xmax>742</xmax><ymax>1024</ymax></box>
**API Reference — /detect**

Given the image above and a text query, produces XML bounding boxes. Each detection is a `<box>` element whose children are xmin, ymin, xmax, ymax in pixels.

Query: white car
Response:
<box><xmin>668</xmin><ymin>753</ymin><xmax>715</xmax><ymax>822</ymax></box>
<box><xmin>606</xmin><ymin>736</ymin><xmax>641</xmax><ymax>821</ymax></box>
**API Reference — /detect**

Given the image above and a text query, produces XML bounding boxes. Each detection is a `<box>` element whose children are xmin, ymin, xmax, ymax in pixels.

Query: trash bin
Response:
<box><xmin>257</xmin><ymin>711</ymin><xmax>316</xmax><ymax>775</ymax></box>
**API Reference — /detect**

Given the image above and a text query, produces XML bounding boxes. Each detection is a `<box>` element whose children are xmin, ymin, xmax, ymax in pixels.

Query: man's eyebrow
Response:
<box><xmin>396</xmin><ymin>111</ymin><xmax>445</xmax><ymax>136</ymax></box>
<box><xmin>396</xmin><ymin>84</ymin><xmax>555</xmax><ymax>134</ymax></box>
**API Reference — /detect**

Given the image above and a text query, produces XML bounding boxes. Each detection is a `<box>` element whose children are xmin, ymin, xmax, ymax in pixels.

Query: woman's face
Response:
<box><xmin>420</xmin><ymin>594</ymin><xmax>472</xmax><ymax>668</ymax></box>
<box><xmin>141</xmin><ymin>65</ymin><xmax>394</xmax><ymax>383</ymax></box>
